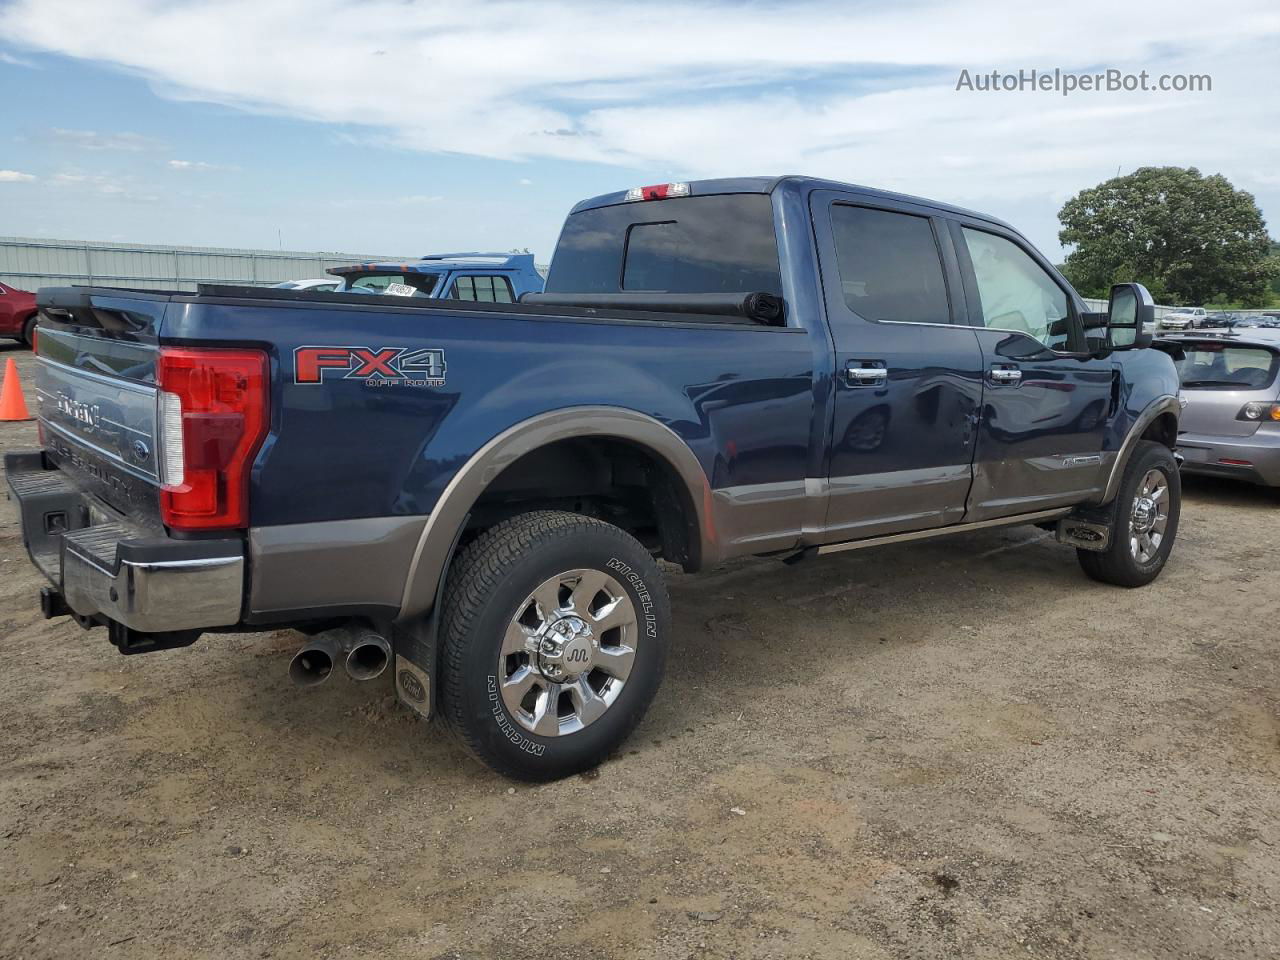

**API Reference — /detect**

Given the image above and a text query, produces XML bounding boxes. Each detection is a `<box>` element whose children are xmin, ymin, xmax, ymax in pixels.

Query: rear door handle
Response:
<box><xmin>846</xmin><ymin>362</ymin><xmax>887</xmax><ymax>386</ymax></box>
<box><xmin>989</xmin><ymin>366</ymin><xmax>1022</xmax><ymax>384</ymax></box>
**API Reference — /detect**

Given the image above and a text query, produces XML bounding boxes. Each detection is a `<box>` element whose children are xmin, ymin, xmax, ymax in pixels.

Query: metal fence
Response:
<box><xmin>1081</xmin><ymin>297</ymin><xmax>1275</xmax><ymax>321</ymax></box>
<box><xmin>1082</xmin><ymin>297</ymin><xmax>1185</xmax><ymax>320</ymax></box>
<box><xmin>0</xmin><ymin>236</ymin><xmax>416</xmax><ymax>293</ymax></box>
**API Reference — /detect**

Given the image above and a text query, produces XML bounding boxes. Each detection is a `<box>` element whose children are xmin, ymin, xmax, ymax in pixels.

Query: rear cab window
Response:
<box><xmin>1175</xmin><ymin>341</ymin><xmax>1280</xmax><ymax>391</ymax></box>
<box><xmin>546</xmin><ymin>194</ymin><xmax>782</xmax><ymax>297</ymax></box>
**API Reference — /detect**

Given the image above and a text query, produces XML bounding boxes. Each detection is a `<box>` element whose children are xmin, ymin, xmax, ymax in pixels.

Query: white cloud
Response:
<box><xmin>0</xmin><ymin>169</ymin><xmax>37</xmax><ymax>182</ymax></box>
<box><xmin>0</xmin><ymin>50</ymin><xmax>38</xmax><ymax>67</ymax></box>
<box><xmin>518</xmin><ymin>178</ymin><xmax>533</xmax><ymax>186</ymax></box>
<box><xmin>50</xmin><ymin>171</ymin><xmax>157</xmax><ymax>201</ymax></box>
<box><xmin>3</xmin><ymin>0</ymin><xmax>1279</xmax><ymax>249</ymax></box>
<box><xmin>46</xmin><ymin>127</ymin><xmax>164</xmax><ymax>151</ymax></box>
<box><xmin>168</xmin><ymin>159</ymin><xmax>215</xmax><ymax>170</ymax></box>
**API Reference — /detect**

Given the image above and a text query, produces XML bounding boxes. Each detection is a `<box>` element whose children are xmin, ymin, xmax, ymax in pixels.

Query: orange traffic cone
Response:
<box><xmin>0</xmin><ymin>356</ymin><xmax>33</xmax><ymax>421</ymax></box>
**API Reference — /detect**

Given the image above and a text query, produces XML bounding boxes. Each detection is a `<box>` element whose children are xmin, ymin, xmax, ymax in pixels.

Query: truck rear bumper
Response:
<box><xmin>5</xmin><ymin>449</ymin><xmax>245</xmax><ymax>638</ymax></box>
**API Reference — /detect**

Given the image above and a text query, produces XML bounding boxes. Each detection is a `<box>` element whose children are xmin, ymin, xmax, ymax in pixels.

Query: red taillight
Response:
<box><xmin>157</xmin><ymin>347</ymin><xmax>269</xmax><ymax>530</ymax></box>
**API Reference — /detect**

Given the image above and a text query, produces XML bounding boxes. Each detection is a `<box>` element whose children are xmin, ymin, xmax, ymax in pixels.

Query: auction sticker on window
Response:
<box><xmin>385</xmin><ymin>282</ymin><xmax>417</xmax><ymax>297</ymax></box>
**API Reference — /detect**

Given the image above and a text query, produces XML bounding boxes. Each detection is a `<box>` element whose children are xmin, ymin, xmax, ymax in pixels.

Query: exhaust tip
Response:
<box><xmin>289</xmin><ymin>646</ymin><xmax>335</xmax><ymax>687</ymax></box>
<box><xmin>345</xmin><ymin>635</ymin><xmax>390</xmax><ymax>682</ymax></box>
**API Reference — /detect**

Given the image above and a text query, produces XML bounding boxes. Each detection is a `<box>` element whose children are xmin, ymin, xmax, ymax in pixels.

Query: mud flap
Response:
<box><xmin>1056</xmin><ymin>516</ymin><xmax>1111</xmax><ymax>552</ymax></box>
<box><xmin>391</xmin><ymin>512</ymin><xmax>469</xmax><ymax>721</ymax></box>
<box><xmin>392</xmin><ymin>622</ymin><xmax>434</xmax><ymax>720</ymax></box>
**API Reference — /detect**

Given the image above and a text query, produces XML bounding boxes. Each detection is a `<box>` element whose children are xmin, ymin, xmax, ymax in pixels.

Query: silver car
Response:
<box><xmin>1162</xmin><ymin>331</ymin><xmax>1280</xmax><ymax>487</ymax></box>
<box><xmin>1160</xmin><ymin>307</ymin><xmax>1206</xmax><ymax>331</ymax></box>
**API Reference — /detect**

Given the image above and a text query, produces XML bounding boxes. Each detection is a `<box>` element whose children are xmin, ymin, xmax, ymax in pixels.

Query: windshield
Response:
<box><xmin>340</xmin><ymin>272</ymin><xmax>439</xmax><ymax>297</ymax></box>
<box><xmin>546</xmin><ymin>193</ymin><xmax>782</xmax><ymax>296</ymax></box>
<box><xmin>1175</xmin><ymin>342</ymin><xmax>1279</xmax><ymax>390</ymax></box>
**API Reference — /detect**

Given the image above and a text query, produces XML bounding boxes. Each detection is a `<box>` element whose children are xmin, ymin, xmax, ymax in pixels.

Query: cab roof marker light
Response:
<box><xmin>624</xmin><ymin>182</ymin><xmax>691</xmax><ymax>202</ymax></box>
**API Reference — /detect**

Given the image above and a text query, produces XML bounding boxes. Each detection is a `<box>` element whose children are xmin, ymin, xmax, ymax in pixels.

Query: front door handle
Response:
<box><xmin>989</xmin><ymin>366</ymin><xmax>1022</xmax><ymax>384</ymax></box>
<box><xmin>846</xmin><ymin>362</ymin><xmax>887</xmax><ymax>386</ymax></box>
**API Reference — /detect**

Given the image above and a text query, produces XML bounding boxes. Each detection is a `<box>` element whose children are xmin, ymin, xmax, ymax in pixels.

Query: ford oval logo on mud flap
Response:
<box><xmin>398</xmin><ymin>669</ymin><xmax>426</xmax><ymax>703</ymax></box>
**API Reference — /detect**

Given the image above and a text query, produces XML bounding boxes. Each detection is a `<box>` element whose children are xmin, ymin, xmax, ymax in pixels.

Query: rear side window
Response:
<box><xmin>450</xmin><ymin>275</ymin><xmax>514</xmax><ymax>302</ymax></box>
<box><xmin>1175</xmin><ymin>342</ymin><xmax>1279</xmax><ymax>390</ymax></box>
<box><xmin>546</xmin><ymin>194</ymin><xmax>782</xmax><ymax>296</ymax></box>
<box><xmin>830</xmin><ymin>205</ymin><xmax>950</xmax><ymax>324</ymax></box>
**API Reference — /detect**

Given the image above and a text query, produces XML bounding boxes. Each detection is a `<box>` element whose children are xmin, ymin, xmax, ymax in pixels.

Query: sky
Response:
<box><xmin>1</xmin><ymin>0</ymin><xmax>1278</xmax><ymax>264</ymax></box>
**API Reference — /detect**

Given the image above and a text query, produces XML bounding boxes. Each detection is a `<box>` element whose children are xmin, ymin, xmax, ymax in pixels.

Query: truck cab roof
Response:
<box><xmin>569</xmin><ymin>175</ymin><xmax>1016</xmax><ymax>232</ymax></box>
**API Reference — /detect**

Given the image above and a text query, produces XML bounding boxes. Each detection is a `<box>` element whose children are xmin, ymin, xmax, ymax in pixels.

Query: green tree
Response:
<box><xmin>1057</xmin><ymin>166</ymin><xmax>1277</xmax><ymax>306</ymax></box>
<box><xmin>1271</xmin><ymin>242</ymin><xmax>1280</xmax><ymax>302</ymax></box>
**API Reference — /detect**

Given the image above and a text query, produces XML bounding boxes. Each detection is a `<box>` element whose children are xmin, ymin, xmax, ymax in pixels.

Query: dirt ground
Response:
<box><xmin>0</xmin><ymin>339</ymin><xmax>1277</xmax><ymax>960</ymax></box>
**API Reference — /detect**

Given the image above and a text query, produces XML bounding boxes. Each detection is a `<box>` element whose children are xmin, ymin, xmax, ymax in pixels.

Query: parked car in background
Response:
<box><xmin>1160</xmin><ymin>330</ymin><xmax>1280</xmax><ymax>487</ymax></box>
<box><xmin>273</xmin><ymin>278</ymin><xmax>342</xmax><ymax>292</ymax></box>
<box><xmin>1232</xmin><ymin>315</ymin><xmax>1280</xmax><ymax>329</ymax></box>
<box><xmin>1200</xmin><ymin>312</ymin><xmax>1241</xmax><ymax>329</ymax></box>
<box><xmin>327</xmin><ymin>252</ymin><xmax>544</xmax><ymax>302</ymax></box>
<box><xmin>0</xmin><ymin>280</ymin><xmax>38</xmax><ymax>346</ymax></box>
<box><xmin>1159</xmin><ymin>307</ymin><xmax>1206</xmax><ymax>330</ymax></box>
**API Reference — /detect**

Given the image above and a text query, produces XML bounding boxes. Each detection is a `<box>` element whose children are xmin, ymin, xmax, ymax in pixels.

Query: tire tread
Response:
<box><xmin>439</xmin><ymin>510</ymin><xmax>665</xmax><ymax>779</ymax></box>
<box><xmin>1077</xmin><ymin>440</ymin><xmax>1179</xmax><ymax>587</ymax></box>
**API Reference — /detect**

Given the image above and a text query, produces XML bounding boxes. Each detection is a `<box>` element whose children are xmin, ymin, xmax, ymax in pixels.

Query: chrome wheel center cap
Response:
<box><xmin>1132</xmin><ymin>497</ymin><xmax>1156</xmax><ymax>533</ymax></box>
<box><xmin>537</xmin><ymin>616</ymin><xmax>596</xmax><ymax>681</ymax></box>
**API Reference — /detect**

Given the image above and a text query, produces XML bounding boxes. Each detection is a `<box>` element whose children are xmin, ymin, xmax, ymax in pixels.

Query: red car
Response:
<box><xmin>0</xmin><ymin>281</ymin><xmax>38</xmax><ymax>346</ymax></box>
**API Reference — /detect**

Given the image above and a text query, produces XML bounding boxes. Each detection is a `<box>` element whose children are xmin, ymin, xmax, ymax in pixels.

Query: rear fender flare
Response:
<box><xmin>396</xmin><ymin>407</ymin><xmax>715</xmax><ymax>621</ymax></box>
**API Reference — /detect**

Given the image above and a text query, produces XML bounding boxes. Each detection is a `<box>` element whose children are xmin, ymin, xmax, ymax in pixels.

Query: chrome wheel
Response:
<box><xmin>498</xmin><ymin>568</ymin><xmax>638</xmax><ymax>736</ymax></box>
<box><xmin>1129</xmin><ymin>468</ymin><xmax>1169</xmax><ymax>564</ymax></box>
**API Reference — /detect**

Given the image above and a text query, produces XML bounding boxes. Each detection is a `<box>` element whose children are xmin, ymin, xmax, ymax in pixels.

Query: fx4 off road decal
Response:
<box><xmin>294</xmin><ymin>345</ymin><xmax>447</xmax><ymax>387</ymax></box>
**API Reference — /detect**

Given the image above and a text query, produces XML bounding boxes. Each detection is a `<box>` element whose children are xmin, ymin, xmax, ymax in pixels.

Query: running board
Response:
<box><xmin>814</xmin><ymin>508</ymin><xmax>1072</xmax><ymax>557</ymax></box>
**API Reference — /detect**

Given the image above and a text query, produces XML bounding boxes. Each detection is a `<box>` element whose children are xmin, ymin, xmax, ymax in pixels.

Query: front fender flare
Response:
<box><xmin>1097</xmin><ymin>394</ymin><xmax>1181</xmax><ymax>505</ymax></box>
<box><xmin>396</xmin><ymin>406</ymin><xmax>716</xmax><ymax>621</ymax></box>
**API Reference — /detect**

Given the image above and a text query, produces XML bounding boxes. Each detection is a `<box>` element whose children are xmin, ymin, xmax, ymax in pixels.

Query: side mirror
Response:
<box><xmin>1106</xmin><ymin>283</ymin><xmax>1155</xmax><ymax>350</ymax></box>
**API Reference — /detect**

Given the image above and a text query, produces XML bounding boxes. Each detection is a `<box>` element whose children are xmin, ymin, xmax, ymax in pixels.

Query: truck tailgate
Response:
<box><xmin>34</xmin><ymin>293</ymin><xmax>169</xmax><ymax>526</ymax></box>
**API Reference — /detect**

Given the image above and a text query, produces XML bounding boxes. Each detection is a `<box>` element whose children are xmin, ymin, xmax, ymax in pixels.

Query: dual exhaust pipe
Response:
<box><xmin>289</xmin><ymin>627</ymin><xmax>391</xmax><ymax>687</ymax></box>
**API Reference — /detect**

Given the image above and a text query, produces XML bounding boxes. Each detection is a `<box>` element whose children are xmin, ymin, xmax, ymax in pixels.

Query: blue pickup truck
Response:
<box><xmin>327</xmin><ymin>251</ymin><xmax>545</xmax><ymax>302</ymax></box>
<box><xmin>6</xmin><ymin>176</ymin><xmax>1181</xmax><ymax>780</ymax></box>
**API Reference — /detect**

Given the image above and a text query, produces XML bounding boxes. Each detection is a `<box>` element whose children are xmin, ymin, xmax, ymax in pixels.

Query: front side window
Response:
<box><xmin>962</xmin><ymin>228</ymin><xmax>1071</xmax><ymax>351</ymax></box>
<box><xmin>829</xmin><ymin>205</ymin><xmax>950</xmax><ymax>325</ymax></box>
<box><xmin>449</xmin><ymin>275</ymin><xmax>514</xmax><ymax>302</ymax></box>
